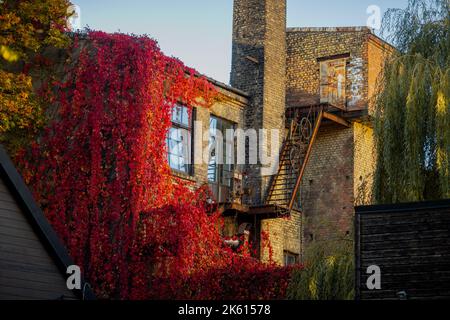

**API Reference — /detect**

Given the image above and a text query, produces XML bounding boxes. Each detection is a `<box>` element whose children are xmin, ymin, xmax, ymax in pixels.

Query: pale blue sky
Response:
<box><xmin>73</xmin><ymin>0</ymin><xmax>409</xmax><ymax>83</ymax></box>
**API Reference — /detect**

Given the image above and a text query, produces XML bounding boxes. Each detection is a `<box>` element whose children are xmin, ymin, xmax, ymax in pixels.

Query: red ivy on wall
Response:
<box><xmin>16</xmin><ymin>31</ymin><xmax>298</xmax><ymax>299</ymax></box>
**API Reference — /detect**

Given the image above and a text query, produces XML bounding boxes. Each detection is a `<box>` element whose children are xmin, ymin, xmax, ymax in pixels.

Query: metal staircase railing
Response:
<box><xmin>265</xmin><ymin>106</ymin><xmax>324</xmax><ymax>213</ymax></box>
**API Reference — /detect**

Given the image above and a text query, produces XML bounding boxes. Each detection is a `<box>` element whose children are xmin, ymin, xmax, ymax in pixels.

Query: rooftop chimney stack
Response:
<box><xmin>231</xmin><ymin>0</ymin><xmax>287</xmax><ymax>205</ymax></box>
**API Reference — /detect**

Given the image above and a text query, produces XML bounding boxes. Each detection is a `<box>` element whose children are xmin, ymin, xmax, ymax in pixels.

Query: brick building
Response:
<box><xmin>166</xmin><ymin>0</ymin><xmax>394</xmax><ymax>265</ymax></box>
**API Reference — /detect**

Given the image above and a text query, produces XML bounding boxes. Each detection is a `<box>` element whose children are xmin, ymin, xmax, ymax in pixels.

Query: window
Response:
<box><xmin>167</xmin><ymin>104</ymin><xmax>192</xmax><ymax>174</ymax></box>
<box><xmin>319</xmin><ymin>58</ymin><xmax>347</xmax><ymax>107</ymax></box>
<box><xmin>284</xmin><ymin>251</ymin><xmax>299</xmax><ymax>266</ymax></box>
<box><xmin>208</xmin><ymin>116</ymin><xmax>235</xmax><ymax>202</ymax></box>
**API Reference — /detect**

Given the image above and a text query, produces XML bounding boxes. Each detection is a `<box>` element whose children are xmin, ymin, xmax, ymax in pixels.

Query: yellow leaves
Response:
<box><xmin>0</xmin><ymin>45</ymin><xmax>19</xmax><ymax>62</ymax></box>
<box><xmin>435</xmin><ymin>73</ymin><xmax>450</xmax><ymax>197</ymax></box>
<box><xmin>326</xmin><ymin>255</ymin><xmax>336</xmax><ymax>267</ymax></box>
<box><xmin>0</xmin><ymin>70</ymin><xmax>32</xmax><ymax>92</ymax></box>
<box><xmin>0</xmin><ymin>12</ymin><xmax>21</xmax><ymax>32</ymax></box>
<box><xmin>0</xmin><ymin>70</ymin><xmax>41</xmax><ymax>134</ymax></box>
<box><xmin>308</xmin><ymin>276</ymin><xmax>318</xmax><ymax>299</ymax></box>
<box><xmin>0</xmin><ymin>1</ymin><xmax>72</xmax><ymax>154</ymax></box>
<box><xmin>0</xmin><ymin>0</ymin><xmax>71</xmax><ymax>59</ymax></box>
<box><xmin>436</xmin><ymin>90</ymin><xmax>447</xmax><ymax>115</ymax></box>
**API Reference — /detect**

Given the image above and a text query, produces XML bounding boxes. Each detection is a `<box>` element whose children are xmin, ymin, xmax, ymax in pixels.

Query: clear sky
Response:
<box><xmin>73</xmin><ymin>0</ymin><xmax>409</xmax><ymax>84</ymax></box>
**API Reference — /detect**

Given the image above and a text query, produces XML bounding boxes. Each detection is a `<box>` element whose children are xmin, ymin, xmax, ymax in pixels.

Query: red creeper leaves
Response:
<box><xmin>16</xmin><ymin>31</ymin><xmax>299</xmax><ymax>299</ymax></box>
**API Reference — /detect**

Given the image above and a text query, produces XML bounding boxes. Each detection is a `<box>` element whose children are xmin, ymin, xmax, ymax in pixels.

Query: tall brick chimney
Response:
<box><xmin>230</xmin><ymin>0</ymin><xmax>287</xmax><ymax>205</ymax></box>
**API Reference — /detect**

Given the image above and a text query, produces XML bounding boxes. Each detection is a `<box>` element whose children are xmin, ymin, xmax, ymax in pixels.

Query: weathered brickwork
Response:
<box><xmin>175</xmin><ymin>2</ymin><xmax>393</xmax><ymax>265</ymax></box>
<box><xmin>272</xmin><ymin>122</ymin><xmax>376</xmax><ymax>255</ymax></box>
<box><xmin>300</xmin><ymin>125</ymin><xmax>355</xmax><ymax>244</ymax></box>
<box><xmin>260</xmin><ymin>211</ymin><xmax>302</xmax><ymax>263</ymax></box>
<box><xmin>286</xmin><ymin>27</ymin><xmax>371</xmax><ymax>110</ymax></box>
<box><xmin>231</xmin><ymin>0</ymin><xmax>287</xmax><ymax>206</ymax></box>
<box><xmin>353</xmin><ymin>122</ymin><xmax>375</xmax><ymax>206</ymax></box>
<box><xmin>367</xmin><ymin>37</ymin><xmax>394</xmax><ymax>114</ymax></box>
<box><xmin>283</xmin><ymin>28</ymin><xmax>392</xmax><ymax>256</ymax></box>
<box><xmin>230</xmin><ymin>0</ymin><xmax>292</xmax><ymax>265</ymax></box>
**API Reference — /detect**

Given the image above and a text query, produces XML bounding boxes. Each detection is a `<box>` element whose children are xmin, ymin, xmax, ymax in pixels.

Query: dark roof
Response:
<box><xmin>184</xmin><ymin>70</ymin><xmax>250</xmax><ymax>98</ymax></box>
<box><xmin>0</xmin><ymin>145</ymin><xmax>96</xmax><ymax>300</ymax></box>
<box><xmin>204</xmin><ymin>75</ymin><xmax>250</xmax><ymax>98</ymax></box>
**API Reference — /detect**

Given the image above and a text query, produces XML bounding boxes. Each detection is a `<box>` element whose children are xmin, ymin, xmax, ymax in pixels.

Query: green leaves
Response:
<box><xmin>435</xmin><ymin>70</ymin><xmax>450</xmax><ymax>198</ymax></box>
<box><xmin>0</xmin><ymin>0</ymin><xmax>71</xmax><ymax>58</ymax></box>
<box><xmin>286</xmin><ymin>241</ymin><xmax>354</xmax><ymax>300</ymax></box>
<box><xmin>373</xmin><ymin>0</ymin><xmax>449</xmax><ymax>203</ymax></box>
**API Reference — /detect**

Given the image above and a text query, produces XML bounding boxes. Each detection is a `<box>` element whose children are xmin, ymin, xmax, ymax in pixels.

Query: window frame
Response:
<box><xmin>283</xmin><ymin>250</ymin><xmax>299</xmax><ymax>266</ymax></box>
<box><xmin>319</xmin><ymin>56</ymin><xmax>348</xmax><ymax>107</ymax></box>
<box><xmin>207</xmin><ymin>114</ymin><xmax>237</xmax><ymax>203</ymax></box>
<box><xmin>167</xmin><ymin>104</ymin><xmax>195</xmax><ymax>176</ymax></box>
<box><xmin>207</xmin><ymin>115</ymin><xmax>236</xmax><ymax>187</ymax></box>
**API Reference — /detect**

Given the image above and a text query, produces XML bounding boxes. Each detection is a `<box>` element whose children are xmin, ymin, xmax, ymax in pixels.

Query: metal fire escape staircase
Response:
<box><xmin>265</xmin><ymin>104</ymin><xmax>350</xmax><ymax>216</ymax></box>
<box><xmin>265</xmin><ymin>106</ymin><xmax>323</xmax><ymax>214</ymax></box>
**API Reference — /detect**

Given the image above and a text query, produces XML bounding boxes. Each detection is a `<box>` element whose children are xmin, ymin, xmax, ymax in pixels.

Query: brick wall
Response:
<box><xmin>367</xmin><ymin>36</ymin><xmax>394</xmax><ymax>114</ymax></box>
<box><xmin>286</xmin><ymin>27</ymin><xmax>371</xmax><ymax>110</ymax></box>
<box><xmin>353</xmin><ymin>122</ymin><xmax>375</xmax><ymax>206</ymax></box>
<box><xmin>192</xmin><ymin>17</ymin><xmax>391</xmax><ymax>264</ymax></box>
<box><xmin>299</xmin><ymin>124</ymin><xmax>355</xmax><ymax>245</ymax></box>
<box><xmin>281</xmin><ymin>28</ymin><xmax>369</xmax><ymax>259</ymax></box>
<box><xmin>231</xmin><ymin>0</ymin><xmax>286</xmax><ymax>206</ymax></box>
<box><xmin>230</xmin><ymin>0</ymin><xmax>290</xmax><ymax>265</ymax></box>
<box><xmin>260</xmin><ymin>211</ymin><xmax>302</xmax><ymax>264</ymax></box>
<box><xmin>284</xmin><ymin>28</ymin><xmax>391</xmax><ymax>256</ymax></box>
<box><xmin>264</xmin><ymin>121</ymin><xmax>376</xmax><ymax>263</ymax></box>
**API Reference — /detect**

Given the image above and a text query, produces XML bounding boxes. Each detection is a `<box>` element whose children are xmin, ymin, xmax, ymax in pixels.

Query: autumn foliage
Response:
<box><xmin>16</xmin><ymin>31</ymin><xmax>297</xmax><ymax>299</ymax></box>
<box><xmin>0</xmin><ymin>0</ymin><xmax>71</xmax><ymax>153</ymax></box>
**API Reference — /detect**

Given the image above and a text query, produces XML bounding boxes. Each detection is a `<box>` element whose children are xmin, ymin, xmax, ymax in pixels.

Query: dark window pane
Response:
<box><xmin>284</xmin><ymin>251</ymin><xmax>299</xmax><ymax>266</ymax></box>
<box><xmin>208</xmin><ymin>115</ymin><xmax>235</xmax><ymax>186</ymax></box>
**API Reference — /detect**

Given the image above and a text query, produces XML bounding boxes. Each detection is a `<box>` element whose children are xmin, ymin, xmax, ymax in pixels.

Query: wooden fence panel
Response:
<box><xmin>355</xmin><ymin>199</ymin><xmax>450</xmax><ymax>300</ymax></box>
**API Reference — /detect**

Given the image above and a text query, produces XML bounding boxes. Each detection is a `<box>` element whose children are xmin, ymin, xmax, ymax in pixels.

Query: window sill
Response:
<box><xmin>171</xmin><ymin>170</ymin><xmax>197</xmax><ymax>183</ymax></box>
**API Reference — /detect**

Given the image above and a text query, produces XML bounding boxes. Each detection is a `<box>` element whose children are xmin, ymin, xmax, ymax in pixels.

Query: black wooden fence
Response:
<box><xmin>355</xmin><ymin>199</ymin><xmax>450</xmax><ymax>300</ymax></box>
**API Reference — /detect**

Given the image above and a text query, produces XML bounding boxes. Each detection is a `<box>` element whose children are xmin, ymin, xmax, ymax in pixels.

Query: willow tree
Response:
<box><xmin>373</xmin><ymin>0</ymin><xmax>449</xmax><ymax>203</ymax></box>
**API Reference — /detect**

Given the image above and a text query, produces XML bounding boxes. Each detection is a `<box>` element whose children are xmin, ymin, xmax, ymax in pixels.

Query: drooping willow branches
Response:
<box><xmin>373</xmin><ymin>0</ymin><xmax>449</xmax><ymax>203</ymax></box>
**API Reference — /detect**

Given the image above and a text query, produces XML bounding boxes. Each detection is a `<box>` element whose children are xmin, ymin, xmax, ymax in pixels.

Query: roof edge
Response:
<box><xmin>205</xmin><ymin>76</ymin><xmax>250</xmax><ymax>99</ymax></box>
<box><xmin>355</xmin><ymin>198</ymin><xmax>450</xmax><ymax>214</ymax></box>
<box><xmin>187</xmin><ymin>70</ymin><xmax>250</xmax><ymax>99</ymax></box>
<box><xmin>368</xmin><ymin>33</ymin><xmax>398</xmax><ymax>52</ymax></box>
<box><xmin>287</xmin><ymin>26</ymin><xmax>371</xmax><ymax>33</ymax></box>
